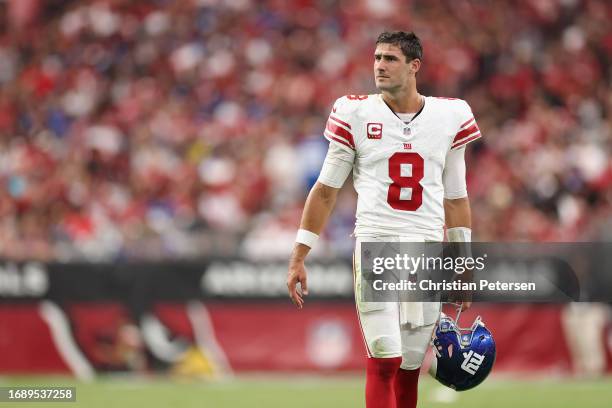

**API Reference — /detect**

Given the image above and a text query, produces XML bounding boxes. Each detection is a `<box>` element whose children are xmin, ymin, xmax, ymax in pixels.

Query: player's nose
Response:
<box><xmin>376</xmin><ymin>67</ymin><xmax>388</xmax><ymax>76</ymax></box>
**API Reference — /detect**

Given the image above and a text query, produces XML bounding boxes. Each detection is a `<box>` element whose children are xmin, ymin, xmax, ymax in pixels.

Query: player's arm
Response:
<box><xmin>444</xmin><ymin>197</ymin><xmax>471</xmax><ymax>229</ymax></box>
<box><xmin>443</xmin><ymin>146</ymin><xmax>473</xmax><ymax>310</ymax></box>
<box><xmin>288</xmin><ymin>182</ymin><xmax>339</xmax><ymax>308</ymax></box>
<box><xmin>287</xmin><ymin>142</ymin><xmax>354</xmax><ymax>309</ymax></box>
<box><xmin>443</xmin><ymin>147</ymin><xmax>471</xmax><ymax>229</ymax></box>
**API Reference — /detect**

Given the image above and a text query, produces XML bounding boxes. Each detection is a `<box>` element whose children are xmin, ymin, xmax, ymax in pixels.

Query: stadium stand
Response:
<box><xmin>0</xmin><ymin>0</ymin><xmax>610</xmax><ymax>261</ymax></box>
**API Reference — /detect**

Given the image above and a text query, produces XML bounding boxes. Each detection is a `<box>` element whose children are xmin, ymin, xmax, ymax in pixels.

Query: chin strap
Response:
<box><xmin>443</xmin><ymin>302</ymin><xmax>482</xmax><ymax>332</ymax></box>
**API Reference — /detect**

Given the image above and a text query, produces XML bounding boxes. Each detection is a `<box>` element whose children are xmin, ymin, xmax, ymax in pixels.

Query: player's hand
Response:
<box><xmin>287</xmin><ymin>259</ymin><xmax>309</xmax><ymax>309</ymax></box>
<box><xmin>448</xmin><ymin>269</ymin><xmax>473</xmax><ymax>311</ymax></box>
<box><xmin>448</xmin><ymin>290</ymin><xmax>472</xmax><ymax>311</ymax></box>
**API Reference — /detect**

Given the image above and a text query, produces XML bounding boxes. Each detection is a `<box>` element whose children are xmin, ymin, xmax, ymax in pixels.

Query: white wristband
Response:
<box><xmin>447</xmin><ymin>227</ymin><xmax>472</xmax><ymax>271</ymax></box>
<box><xmin>447</xmin><ymin>227</ymin><xmax>471</xmax><ymax>242</ymax></box>
<box><xmin>295</xmin><ymin>229</ymin><xmax>319</xmax><ymax>248</ymax></box>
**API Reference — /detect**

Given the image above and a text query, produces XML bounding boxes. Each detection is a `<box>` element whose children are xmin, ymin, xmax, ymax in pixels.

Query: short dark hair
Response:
<box><xmin>376</xmin><ymin>31</ymin><xmax>423</xmax><ymax>62</ymax></box>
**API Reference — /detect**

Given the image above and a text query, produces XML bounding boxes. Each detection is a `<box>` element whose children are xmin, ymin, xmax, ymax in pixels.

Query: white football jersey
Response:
<box><xmin>323</xmin><ymin>94</ymin><xmax>481</xmax><ymax>237</ymax></box>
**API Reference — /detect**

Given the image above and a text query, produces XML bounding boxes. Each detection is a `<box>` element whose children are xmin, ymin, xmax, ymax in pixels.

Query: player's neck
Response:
<box><xmin>381</xmin><ymin>89</ymin><xmax>423</xmax><ymax>114</ymax></box>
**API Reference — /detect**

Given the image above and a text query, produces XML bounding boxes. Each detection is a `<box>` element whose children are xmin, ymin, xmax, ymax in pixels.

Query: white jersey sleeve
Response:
<box><xmin>450</xmin><ymin>100</ymin><xmax>481</xmax><ymax>150</ymax></box>
<box><xmin>317</xmin><ymin>142</ymin><xmax>354</xmax><ymax>188</ymax></box>
<box><xmin>318</xmin><ymin>96</ymin><xmax>357</xmax><ymax>188</ymax></box>
<box><xmin>442</xmin><ymin>146</ymin><xmax>467</xmax><ymax>199</ymax></box>
<box><xmin>323</xmin><ymin>97</ymin><xmax>357</xmax><ymax>153</ymax></box>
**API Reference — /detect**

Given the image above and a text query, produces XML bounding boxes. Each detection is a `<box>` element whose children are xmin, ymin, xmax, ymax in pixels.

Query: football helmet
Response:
<box><xmin>429</xmin><ymin>305</ymin><xmax>496</xmax><ymax>391</ymax></box>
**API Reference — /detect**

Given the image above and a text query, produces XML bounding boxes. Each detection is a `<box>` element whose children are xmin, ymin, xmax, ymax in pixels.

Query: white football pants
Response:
<box><xmin>354</xmin><ymin>235</ymin><xmax>441</xmax><ymax>370</ymax></box>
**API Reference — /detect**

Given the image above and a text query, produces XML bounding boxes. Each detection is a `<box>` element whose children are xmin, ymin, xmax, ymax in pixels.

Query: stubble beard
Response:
<box><xmin>376</xmin><ymin>80</ymin><xmax>401</xmax><ymax>94</ymax></box>
<box><xmin>376</xmin><ymin>76</ymin><xmax>395</xmax><ymax>89</ymax></box>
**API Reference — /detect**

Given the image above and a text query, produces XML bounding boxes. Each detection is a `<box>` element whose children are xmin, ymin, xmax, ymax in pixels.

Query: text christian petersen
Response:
<box><xmin>369</xmin><ymin>253</ymin><xmax>536</xmax><ymax>292</ymax></box>
<box><xmin>371</xmin><ymin>279</ymin><xmax>536</xmax><ymax>292</ymax></box>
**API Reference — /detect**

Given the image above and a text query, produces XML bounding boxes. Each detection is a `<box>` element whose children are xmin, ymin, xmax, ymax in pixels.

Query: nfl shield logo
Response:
<box><xmin>404</xmin><ymin>127</ymin><xmax>411</xmax><ymax>136</ymax></box>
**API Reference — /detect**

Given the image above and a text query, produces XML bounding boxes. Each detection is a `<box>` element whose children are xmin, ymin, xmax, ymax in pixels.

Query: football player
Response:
<box><xmin>287</xmin><ymin>31</ymin><xmax>480</xmax><ymax>408</ymax></box>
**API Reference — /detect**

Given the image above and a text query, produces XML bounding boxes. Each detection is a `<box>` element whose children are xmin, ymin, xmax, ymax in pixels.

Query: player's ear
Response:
<box><xmin>410</xmin><ymin>58</ymin><xmax>421</xmax><ymax>75</ymax></box>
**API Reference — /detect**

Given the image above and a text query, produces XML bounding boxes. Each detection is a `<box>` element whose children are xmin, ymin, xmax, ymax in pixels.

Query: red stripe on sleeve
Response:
<box><xmin>453</xmin><ymin>122</ymin><xmax>480</xmax><ymax>144</ymax></box>
<box><xmin>326</xmin><ymin>121</ymin><xmax>355</xmax><ymax>148</ymax></box>
<box><xmin>460</xmin><ymin>117</ymin><xmax>475</xmax><ymax>128</ymax></box>
<box><xmin>330</xmin><ymin>115</ymin><xmax>352</xmax><ymax>130</ymax></box>
<box><xmin>324</xmin><ymin>133</ymin><xmax>355</xmax><ymax>150</ymax></box>
<box><xmin>452</xmin><ymin>132</ymin><xmax>481</xmax><ymax>149</ymax></box>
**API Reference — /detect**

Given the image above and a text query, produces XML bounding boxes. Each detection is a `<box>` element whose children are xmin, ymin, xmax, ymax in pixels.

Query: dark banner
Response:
<box><xmin>0</xmin><ymin>259</ymin><xmax>354</xmax><ymax>302</ymax></box>
<box><xmin>2</xmin><ymin>244</ymin><xmax>612</xmax><ymax>304</ymax></box>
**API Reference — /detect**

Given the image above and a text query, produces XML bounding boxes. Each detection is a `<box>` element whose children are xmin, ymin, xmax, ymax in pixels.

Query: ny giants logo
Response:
<box><xmin>461</xmin><ymin>350</ymin><xmax>485</xmax><ymax>375</ymax></box>
<box><xmin>367</xmin><ymin>122</ymin><xmax>383</xmax><ymax>139</ymax></box>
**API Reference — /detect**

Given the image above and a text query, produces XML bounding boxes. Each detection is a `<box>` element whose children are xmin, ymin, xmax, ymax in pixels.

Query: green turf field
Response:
<box><xmin>1</xmin><ymin>374</ymin><xmax>611</xmax><ymax>408</ymax></box>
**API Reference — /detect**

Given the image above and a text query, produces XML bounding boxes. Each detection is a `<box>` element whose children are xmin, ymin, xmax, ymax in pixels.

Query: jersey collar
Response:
<box><xmin>378</xmin><ymin>94</ymin><xmax>426</xmax><ymax>126</ymax></box>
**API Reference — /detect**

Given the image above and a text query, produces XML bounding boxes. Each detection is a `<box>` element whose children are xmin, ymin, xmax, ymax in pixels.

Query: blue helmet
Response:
<box><xmin>429</xmin><ymin>308</ymin><xmax>496</xmax><ymax>391</ymax></box>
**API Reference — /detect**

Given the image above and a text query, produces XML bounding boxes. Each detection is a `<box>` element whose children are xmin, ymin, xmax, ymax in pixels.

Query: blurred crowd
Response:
<box><xmin>0</xmin><ymin>0</ymin><xmax>610</xmax><ymax>261</ymax></box>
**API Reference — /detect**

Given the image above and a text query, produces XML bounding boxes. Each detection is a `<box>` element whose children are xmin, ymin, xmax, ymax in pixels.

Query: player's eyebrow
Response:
<box><xmin>374</xmin><ymin>53</ymin><xmax>400</xmax><ymax>61</ymax></box>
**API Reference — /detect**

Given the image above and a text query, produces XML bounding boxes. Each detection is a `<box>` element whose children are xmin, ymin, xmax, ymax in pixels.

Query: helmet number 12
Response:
<box><xmin>387</xmin><ymin>152</ymin><xmax>424</xmax><ymax>211</ymax></box>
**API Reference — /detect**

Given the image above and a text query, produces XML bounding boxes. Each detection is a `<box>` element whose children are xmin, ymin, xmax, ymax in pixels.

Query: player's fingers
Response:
<box><xmin>287</xmin><ymin>278</ymin><xmax>304</xmax><ymax>308</ymax></box>
<box><xmin>300</xmin><ymin>276</ymin><xmax>308</xmax><ymax>296</ymax></box>
<box><xmin>293</xmin><ymin>292</ymin><xmax>303</xmax><ymax>308</ymax></box>
<box><xmin>289</xmin><ymin>290</ymin><xmax>302</xmax><ymax>308</ymax></box>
